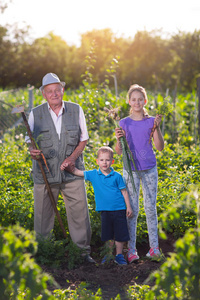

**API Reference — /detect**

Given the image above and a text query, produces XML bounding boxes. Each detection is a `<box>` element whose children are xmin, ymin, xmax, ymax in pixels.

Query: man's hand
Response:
<box><xmin>60</xmin><ymin>156</ymin><xmax>76</xmax><ymax>172</ymax></box>
<box><xmin>29</xmin><ymin>147</ymin><xmax>41</xmax><ymax>160</ymax></box>
<box><xmin>60</xmin><ymin>140</ymin><xmax>88</xmax><ymax>172</ymax></box>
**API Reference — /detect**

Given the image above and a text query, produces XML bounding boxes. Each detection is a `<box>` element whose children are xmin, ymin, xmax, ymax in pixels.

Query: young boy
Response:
<box><xmin>61</xmin><ymin>146</ymin><xmax>133</xmax><ymax>265</ymax></box>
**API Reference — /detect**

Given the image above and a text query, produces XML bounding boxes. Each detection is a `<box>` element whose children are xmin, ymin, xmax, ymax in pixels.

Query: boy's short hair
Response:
<box><xmin>97</xmin><ymin>146</ymin><xmax>114</xmax><ymax>159</ymax></box>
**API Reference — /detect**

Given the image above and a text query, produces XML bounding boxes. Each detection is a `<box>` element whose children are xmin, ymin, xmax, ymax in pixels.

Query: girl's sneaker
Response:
<box><xmin>146</xmin><ymin>247</ymin><xmax>161</xmax><ymax>257</ymax></box>
<box><xmin>114</xmin><ymin>254</ymin><xmax>127</xmax><ymax>265</ymax></box>
<box><xmin>127</xmin><ymin>249</ymin><xmax>139</xmax><ymax>263</ymax></box>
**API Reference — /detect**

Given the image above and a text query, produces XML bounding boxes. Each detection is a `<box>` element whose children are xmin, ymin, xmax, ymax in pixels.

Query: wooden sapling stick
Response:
<box><xmin>12</xmin><ymin>106</ymin><xmax>67</xmax><ymax>238</ymax></box>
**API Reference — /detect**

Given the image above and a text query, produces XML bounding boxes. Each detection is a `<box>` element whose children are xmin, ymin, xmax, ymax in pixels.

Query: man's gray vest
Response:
<box><xmin>32</xmin><ymin>101</ymin><xmax>85</xmax><ymax>184</ymax></box>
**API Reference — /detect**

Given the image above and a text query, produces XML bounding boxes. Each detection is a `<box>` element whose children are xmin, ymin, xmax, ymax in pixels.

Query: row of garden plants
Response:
<box><xmin>0</xmin><ymin>56</ymin><xmax>200</xmax><ymax>298</ymax></box>
<box><xmin>0</xmin><ymin>88</ymin><xmax>200</xmax><ymax>298</ymax></box>
<box><xmin>1</xmin><ymin>145</ymin><xmax>199</xmax><ymax>299</ymax></box>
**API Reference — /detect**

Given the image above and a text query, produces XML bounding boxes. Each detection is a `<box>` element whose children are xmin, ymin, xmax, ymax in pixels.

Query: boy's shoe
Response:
<box><xmin>146</xmin><ymin>247</ymin><xmax>161</xmax><ymax>258</ymax></box>
<box><xmin>101</xmin><ymin>255</ymin><xmax>112</xmax><ymax>264</ymax></box>
<box><xmin>127</xmin><ymin>249</ymin><xmax>139</xmax><ymax>263</ymax></box>
<box><xmin>114</xmin><ymin>254</ymin><xmax>127</xmax><ymax>265</ymax></box>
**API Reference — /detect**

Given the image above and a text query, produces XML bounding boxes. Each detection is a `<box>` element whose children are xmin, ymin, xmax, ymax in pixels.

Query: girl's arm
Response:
<box><xmin>153</xmin><ymin>115</ymin><xmax>164</xmax><ymax>151</ymax></box>
<box><xmin>121</xmin><ymin>189</ymin><xmax>133</xmax><ymax>218</ymax></box>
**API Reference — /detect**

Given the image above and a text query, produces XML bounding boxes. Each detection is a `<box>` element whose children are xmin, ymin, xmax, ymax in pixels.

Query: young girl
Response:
<box><xmin>115</xmin><ymin>84</ymin><xmax>164</xmax><ymax>263</ymax></box>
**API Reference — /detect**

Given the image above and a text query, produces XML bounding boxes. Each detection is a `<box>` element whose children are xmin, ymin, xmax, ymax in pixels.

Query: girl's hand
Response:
<box><xmin>115</xmin><ymin>127</ymin><xmax>125</xmax><ymax>139</ymax></box>
<box><xmin>154</xmin><ymin>114</ymin><xmax>162</xmax><ymax>128</ymax></box>
<box><xmin>115</xmin><ymin>128</ymin><xmax>125</xmax><ymax>155</ymax></box>
<box><xmin>152</xmin><ymin>114</ymin><xmax>165</xmax><ymax>151</ymax></box>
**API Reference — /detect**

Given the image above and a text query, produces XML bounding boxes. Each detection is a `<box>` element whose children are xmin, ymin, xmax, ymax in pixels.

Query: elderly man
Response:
<box><xmin>28</xmin><ymin>73</ymin><xmax>94</xmax><ymax>263</ymax></box>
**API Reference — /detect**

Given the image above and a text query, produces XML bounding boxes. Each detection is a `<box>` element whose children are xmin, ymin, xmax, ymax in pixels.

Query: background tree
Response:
<box><xmin>0</xmin><ymin>0</ymin><xmax>199</xmax><ymax>93</ymax></box>
<box><xmin>120</xmin><ymin>30</ymin><xmax>172</xmax><ymax>91</ymax></box>
<box><xmin>169</xmin><ymin>30</ymin><xmax>200</xmax><ymax>91</ymax></box>
<box><xmin>19</xmin><ymin>32</ymin><xmax>75</xmax><ymax>88</ymax></box>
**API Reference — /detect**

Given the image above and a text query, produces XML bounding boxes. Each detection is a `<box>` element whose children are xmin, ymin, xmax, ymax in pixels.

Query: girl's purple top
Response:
<box><xmin>119</xmin><ymin>116</ymin><xmax>156</xmax><ymax>171</ymax></box>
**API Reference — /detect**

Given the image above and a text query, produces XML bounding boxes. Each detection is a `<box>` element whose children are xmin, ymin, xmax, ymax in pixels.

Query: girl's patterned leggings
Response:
<box><xmin>124</xmin><ymin>165</ymin><xmax>159</xmax><ymax>251</ymax></box>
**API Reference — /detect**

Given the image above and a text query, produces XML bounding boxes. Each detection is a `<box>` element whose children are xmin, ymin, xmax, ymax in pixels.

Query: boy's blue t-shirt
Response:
<box><xmin>84</xmin><ymin>167</ymin><xmax>127</xmax><ymax>212</ymax></box>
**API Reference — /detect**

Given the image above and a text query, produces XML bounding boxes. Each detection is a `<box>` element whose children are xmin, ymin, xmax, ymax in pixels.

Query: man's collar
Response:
<box><xmin>47</xmin><ymin>101</ymin><xmax>65</xmax><ymax>112</ymax></box>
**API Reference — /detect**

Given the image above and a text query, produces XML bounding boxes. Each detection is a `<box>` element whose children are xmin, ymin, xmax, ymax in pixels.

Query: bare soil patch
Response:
<box><xmin>42</xmin><ymin>235</ymin><xmax>175</xmax><ymax>299</ymax></box>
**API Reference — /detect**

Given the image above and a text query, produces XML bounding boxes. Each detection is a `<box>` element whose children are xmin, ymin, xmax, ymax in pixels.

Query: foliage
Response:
<box><xmin>0</xmin><ymin>132</ymin><xmax>34</xmax><ymax>229</ymax></box>
<box><xmin>1</xmin><ymin>4</ymin><xmax>200</xmax><ymax>93</ymax></box>
<box><xmin>144</xmin><ymin>186</ymin><xmax>200</xmax><ymax>300</ymax></box>
<box><xmin>0</xmin><ymin>57</ymin><xmax>200</xmax><ymax>298</ymax></box>
<box><xmin>0</xmin><ymin>224</ymin><xmax>56</xmax><ymax>299</ymax></box>
<box><xmin>53</xmin><ymin>282</ymin><xmax>103</xmax><ymax>299</ymax></box>
<box><xmin>127</xmin><ymin>284</ymin><xmax>151</xmax><ymax>299</ymax></box>
<box><xmin>35</xmin><ymin>235</ymin><xmax>68</xmax><ymax>268</ymax></box>
<box><xmin>147</xmin><ymin>228</ymin><xmax>200</xmax><ymax>300</ymax></box>
<box><xmin>126</xmin><ymin>186</ymin><xmax>200</xmax><ymax>300</ymax></box>
<box><xmin>65</xmin><ymin>240</ymin><xmax>85</xmax><ymax>270</ymax></box>
<box><xmin>35</xmin><ymin>236</ymin><xmax>84</xmax><ymax>270</ymax></box>
<box><xmin>100</xmin><ymin>241</ymin><xmax>115</xmax><ymax>263</ymax></box>
<box><xmin>155</xmin><ymin>95</ymin><xmax>173</xmax><ymax>116</ymax></box>
<box><xmin>158</xmin><ymin>145</ymin><xmax>198</xmax><ymax>235</ymax></box>
<box><xmin>1</xmin><ymin>86</ymin><xmax>200</xmax><ymax>244</ymax></box>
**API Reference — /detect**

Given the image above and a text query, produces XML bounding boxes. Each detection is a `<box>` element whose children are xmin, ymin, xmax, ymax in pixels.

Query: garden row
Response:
<box><xmin>0</xmin><ymin>83</ymin><xmax>200</xmax><ymax>298</ymax></box>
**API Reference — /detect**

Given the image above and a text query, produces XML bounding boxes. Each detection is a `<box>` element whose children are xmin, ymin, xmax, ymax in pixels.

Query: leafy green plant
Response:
<box><xmin>53</xmin><ymin>282</ymin><xmax>103</xmax><ymax>299</ymax></box>
<box><xmin>65</xmin><ymin>240</ymin><xmax>85</xmax><ymax>270</ymax></box>
<box><xmin>0</xmin><ymin>224</ymin><xmax>56</xmax><ymax>299</ymax></box>
<box><xmin>145</xmin><ymin>185</ymin><xmax>200</xmax><ymax>300</ymax></box>
<box><xmin>0</xmin><ymin>132</ymin><xmax>34</xmax><ymax>229</ymax></box>
<box><xmin>35</xmin><ymin>235</ymin><xmax>68</xmax><ymax>268</ymax></box>
<box><xmin>35</xmin><ymin>236</ymin><xmax>86</xmax><ymax>270</ymax></box>
<box><xmin>127</xmin><ymin>284</ymin><xmax>151</xmax><ymax>299</ymax></box>
<box><xmin>149</xmin><ymin>95</ymin><xmax>173</xmax><ymax>143</ymax></box>
<box><xmin>155</xmin><ymin>95</ymin><xmax>173</xmax><ymax>116</ymax></box>
<box><xmin>144</xmin><ymin>226</ymin><xmax>200</xmax><ymax>300</ymax></box>
<box><xmin>100</xmin><ymin>241</ymin><xmax>115</xmax><ymax>263</ymax></box>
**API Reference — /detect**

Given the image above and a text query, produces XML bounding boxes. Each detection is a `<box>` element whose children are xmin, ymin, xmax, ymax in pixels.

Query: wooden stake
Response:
<box><xmin>12</xmin><ymin>106</ymin><xmax>67</xmax><ymax>238</ymax></box>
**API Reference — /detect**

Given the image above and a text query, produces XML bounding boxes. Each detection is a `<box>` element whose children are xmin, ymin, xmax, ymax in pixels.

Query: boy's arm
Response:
<box><xmin>121</xmin><ymin>189</ymin><xmax>133</xmax><ymax>218</ymax></box>
<box><xmin>73</xmin><ymin>167</ymin><xmax>84</xmax><ymax>177</ymax></box>
<box><xmin>60</xmin><ymin>163</ymin><xmax>84</xmax><ymax>177</ymax></box>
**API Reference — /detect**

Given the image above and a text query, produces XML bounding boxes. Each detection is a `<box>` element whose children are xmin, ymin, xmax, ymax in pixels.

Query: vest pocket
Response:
<box><xmin>37</xmin><ymin>131</ymin><xmax>53</xmax><ymax>149</ymax></box>
<box><xmin>65</xmin><ymin>131</ymin><xmax>79</xmax><ymax>155</ymax></box>
<box><xmin>66</xmin><ymin>129</ymin><xmax>79</xmax><ymax>143</ymax></box>
<box><xmin>40</xmin><ymin>140</ymin><xmax>53</xmax><ymax>148</ymax></box>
